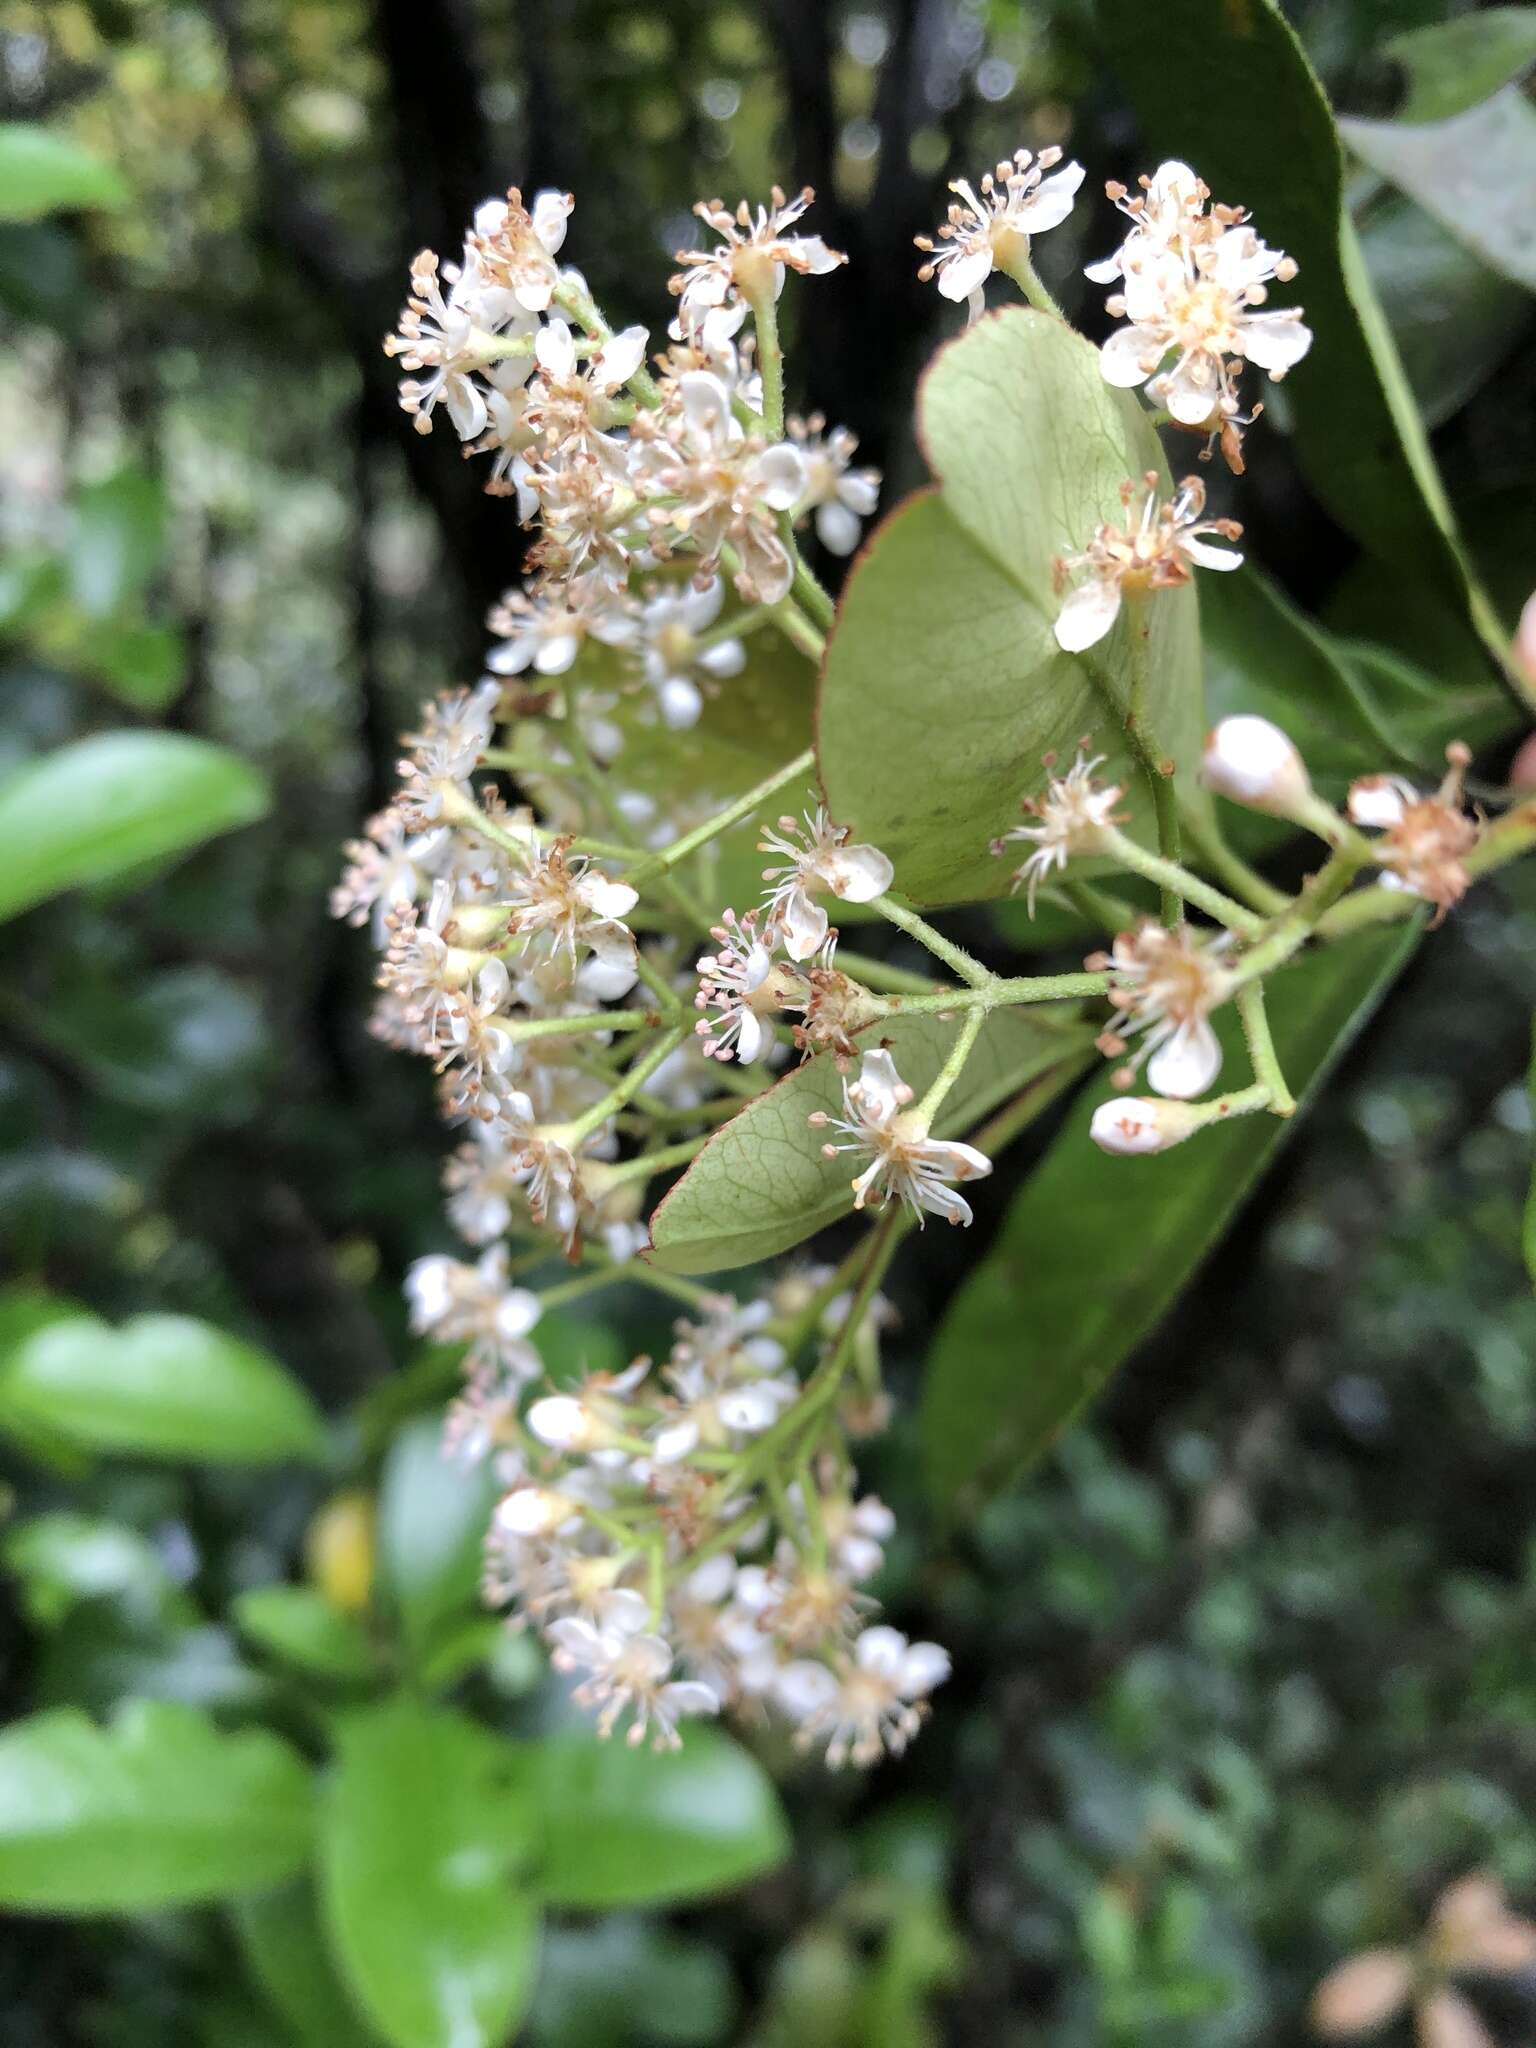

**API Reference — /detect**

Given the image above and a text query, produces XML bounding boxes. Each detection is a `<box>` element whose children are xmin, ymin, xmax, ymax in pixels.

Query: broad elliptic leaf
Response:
<box><xmin>0</xmin><ymin>731</ymin><xmax>270</xmax><ymax>924</ymax></box>
<box><xmin>819</xmin><ymin>310</ymin><xmax>1201</xmax><ymax>905</ymax></box>
<box><xmin>1357</xmin><ymin>189</ymin><xmax>1534</xmax><ymax>430</ymax></box>
<box><xmin>922</xmin><ymin>926</ymin><xmax>1420</xmax><ymax>1511</ymax></box>
<box><xmin>0</xmin><ymin>124</ymin><xmax>129</xmax><ymax>221</ymax></box>
<box><xmin>1343</xmin><ymin>88</ymin><xmax>1536</xmax><ymax>295</ymax></box>
<box><xmin>233</xmin><ymin>1587</ymin><xmax>378</xmax><ymax>1686</ymax></box>
<box><xmin>1097</xmin><ymin>0</ymin><xmax>1482</xmax><ymax>628</ymax></box>
<box><xmin>376</xmin><ymin>1415</ymin><xmax>500</xmax><ymax>1666</ymax></box>
<box><xmin>0</xmin><ymin>1701</ymin><xmax>313</xmax><ymax>1912</ymax></box>
<box><xmin>1385</xmin><ymin>8</ymin><xmax>1536</xmax><ymax>125</ymax></box>
<box><xmin>233</xmin><ymin>1881</ymin><xmax>382</xmax><ymax>2048</ymax></box>
<box><xmin>647</xmin><ymin>1005</ymin><xmax>1086</xmax><ymax>1275</ymax></box>
<box><xmin>321</xmin><ymin>1698</ymin><xmax>540</xmax><ymax>2048</ymax></box>
<box><xmin>505</xmin><ymin>1727</ymin><xmax>789</xmax><ymax>1910</ymax></box>
<box><xmin>0</xmin><ymin>1311</ymin><xmax>327</xmax><ymax>1465</ymax></box>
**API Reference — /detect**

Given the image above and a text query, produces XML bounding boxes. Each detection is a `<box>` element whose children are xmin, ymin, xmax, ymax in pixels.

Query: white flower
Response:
<box><xmin>501</xmin><ymin>837</ymin><xmax>639</xmax><ymax>992</ymax></box>
<box><xmin>525</xmin><ymin>316</ymin><xmax>649</xmax><ymax>467</ymax></box>
<box><xmin>384</xmin><ymin>246</ymin><xmax>536</xmax><ymax>440</ymax></box>
<box><xmin>694</xmin><ymin>908</ymin><xmax>789</xmax><ymax>1063</ymax></box>
<box><xmin>991</xmin><ymin>748</ymin><xmax>1125</xmax><ymax>911</ymax></box>
<box><xmin>619</xmin><ymin>576</ymin><xmax>746</xmax><ymax>730</ymax></box>
<box><xmin>630</xmin><ymin>370</ymin><xmax>805</xmax><ymax>603</ymax></box>
<box><xmin>757</xmin><ymin>804</ymin><xmax>893</xmax><ymax>960</ymax></box>
<box><xmin>1089</xmin><ymin>1095</ymin><xmax>1207</xmax><ymax>1157</ymax></box>
<box><xmin>1346</xmin><ymin>744</ymin><xmax>1477</xmax><ymax>917</ymax></box>
<box><xmin>1090</xmin><ymin>166</ymin><xmax>1311</xmax><ymax>446</ymax></box>
<box><xmin>405</xmin><ymin>1245</ymin><xmax>542</xmax><ymax>1379</ymax></box>
<box><xmin>1053</xmin><ymin>473</ymin><xmax>1243</xmax><ymax>653</ymax></box>
<box><xmin>786</xmin><ymin>417</ymin><xmax>880</xmax><ymax>556</ymax></box>
<box><xmin>332</xmin><ymin>810</ymin><xmax>451</xmax><ymax>945</ymax></box>
<box><xmin>468</xmin><ymin>186</ymin><xmax>574</xmax><ymax>314</ymax></box>
<box><xmin>485</xmin><ymin>582</ymin><xmax>632</xmax><ymax>678</ymax></box>
<box><xmin>778</xmin><ymin>1625</ymin><xmax>950</xmax><ymax>1768</ymax></box>
<box><xmin>915</xmin><ymin>147</ymin><xmax>1085</xmax><ymax>320</ymax></box>
<box><xmin>809</xmin><ymin>1048</ymin><xmax>993</xmax><ymax>1227</ymax></box>
<box><xmin>670</xmin><ymin>185</ymin><xmax>845</xmax><ymax>334</ymax></box>
<box><xmin>396</xmin><ymin>679</ymin><xmax>501</xmax><ymax>825</ymax></box>
<box><xmin>526</xmin><ymin>1358</ymin><xmax>650</xmax><ymax>1456</ymax></box>
<box><xmin>1202</xmin><ymin>715</ymin><xmax>1314</xmax><ymax>819</ymax></box>
<box><xmin>1099</xmin><ymin>920</ymin><xmax>1233</xmax><ymax>1099</ymax></box>
<box><xmin>652</xmin><ymin>1297</ymin><xmax>798</xmax><ymax>1463</ymax></box>
<box><xmin>547</xmin><ymin>1589</ymin><xmax>721</xmax><ymax>1748</ymax></box>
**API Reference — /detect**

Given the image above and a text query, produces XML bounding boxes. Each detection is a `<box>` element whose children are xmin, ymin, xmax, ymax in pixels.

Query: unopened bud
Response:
<box><xmin>526</xmin><ymin>1395</ymin><xmax>603</xmax><ymax>1452</ymax></box>
<box><xmin>1089</xmin><ymin>1095</ymin><xmax>1205</xmax><ymax>1157</ymax></box>
<box><xmin>495</xmin><ymin>1485</ymin><xmax>579</xmax><ymax>1537</ymax></box>
<box><xmin>1201</xmin><ymin>716</ymin><xmax>1311</xmax><ymax>818</ymax></box>
<box><xmin>1516</xmin><ymin>589</ymin><xmax>1536</xmax><ymax>685</ymax></box>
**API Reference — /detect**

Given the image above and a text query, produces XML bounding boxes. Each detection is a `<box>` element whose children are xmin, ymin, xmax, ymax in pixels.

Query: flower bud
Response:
<box><xmin>1201</xmin><ymin>716</ymin><xmax>1312</xmax><ymax>818</ymax></box>
<box><xmin>1089</xmin><ymin>1095</ymin><xmax>1205</xmax><ymax>1156</ymax></box>
<box><xmin>495</xmin><ymin>1485</ymin><xmax>579</xmax><ymax>1537</ymax></box>
<box><xmin>526</xmin><ymin>1395</ymin><xmax>603</xmax><ymax>1452</ymax></box>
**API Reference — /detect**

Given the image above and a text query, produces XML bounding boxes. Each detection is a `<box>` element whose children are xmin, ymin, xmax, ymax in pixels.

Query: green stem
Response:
<box><xmin>791</xmin><ymin>551</ymin><xmax>836</xmax><ymax>630</ymax></box>
<box><xmin>832</xmin><ymin>947</ymin><xmax>945</xmax><ymax>995</ymax></box>
<box><xmin>1228</xmin><ymin>847</ymin><xmax>1368</xmax><ymax>989</ymax></box>
<box><xmin>872</xmin><ymin>971</ymin><xmax>1108</xmax><ymax>1017</ymax></box>
<box><xmin>1059</xmin><ymin>876</ymin><xmax>1144</xmax><ymax>933</ymax></box>
<box><xmin>768</xmin><ymin>593</ymin><xmax>826</xmax><ymax>662</ymax></box>
<box><xmin>998</xmin><ymin>243</ymin><xmax>1065</xmax><ymax>320</ymax></box>
<box><xmin>1178</xmin><ymin>806</ymin><xmax>1292</xmax><ymax>918</ymax></box>
<box><xmin>745</xmin><ymin>285</ymin><xmax>785</xmax><ymax>439</ymax></box>
<box><xmin>1235</xmin><ymin>981</ymin><xmax>1295</xmax><ymax>1116</ymax></box>
<box><xmin>498</xmin><ymin>1008</ymin><xmax>659</xmax><ymax>1043</ymax></box>
<box><xmin>630</xmin><ymin>747</ymin><xmax>816</xmax><ymax>880</ymax></box>
<box><xmin>601</xmin><ymin>1133</ymin><xmax>710</xmax><ymax>1188</ymax></box>
<box><xmin>870</xmin><ymin>895</ymin><xmax>991</xmax><ymax>989</ymax></box>
<box><xmin>565</xmin><ymin>1026</ymin><xmax>687</xmax><ymax>1143</ymax></box>
<box><xmin>916</xmin><ymin>1004</ymin><xmax>986</xmax><ymax>1126</ymax></box>
<box><xmin>1099</xmin><ymin>827</ymin><xmax>1265</xmax><ymax>937</ymax></box>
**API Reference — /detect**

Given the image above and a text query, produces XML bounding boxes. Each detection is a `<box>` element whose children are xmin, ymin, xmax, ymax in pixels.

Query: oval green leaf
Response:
<box><xmin>376</xmin><ymin>1415</ymin><xmax>500</xmax><ymax>1666</ymax></box>
<box><xmin>0</xmin><ymin>731</ymin><xmax>270</xmax><ymax>924</ymax></box>
<box><xmin>818</xmin><ymin>309</ymin><xmax>1200</xmax><ymax>906</ymax></box>
<box><xmin>505</xmin><ymin>1726</ymin><xmax>789</xmax><ymax>1910</ymax></box>
<box><xmin>0</xmin><ymin>1311</ymin><xmax>327</xmax><ymax>1465</ymax></box>
<box><xmin>922</xmin><ymin>926</ymin><xmax>1420</xmax><ymax>1511</ymax></box>
<box><xmin>647</xmin><ymin>1006</ymin><xmax>1085</xmax><ymax>1275</ymax></box>
<box><xmin>233</xmin><ymin>1587</ymin><xmax>378</xmax><ymax>1686</ymax></box>
<box><xmin>0</xmin><ymin>124</ymin><xmax>129</xmax><ymax>222</ymax></box>
<box><xmin>233</xmin><ymin>1881</ymin><xmax>383</xmax><ymax>2048</ymax></box>
<box><xmin>321</xmin><ymin>1698</ymin><xmax>540</xmax><ymax>2048</ymax></box>
<box><xmin>1385</xmin><ymin>8</ymin><xmax>1536</xmax><ymax>124</ymax></box>
<box><xmin>0</xmin><ymin>1701</ymin><xmax>313</xmax><ymax>1912</ymax></box>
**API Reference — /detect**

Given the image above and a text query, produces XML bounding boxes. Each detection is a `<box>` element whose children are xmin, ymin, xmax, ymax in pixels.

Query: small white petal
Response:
<box><xmin>937</xmin><ymin>244</ymin><xmax>994</xmax><ymax>304</ymax></box>
<box><xmin>595</xmin><ymin>324</ymin><xmax>648</xmax><ymax>388</ymax></box>
<box><xmin>1180</xmin><ymin>536</ymin><xmax>1243</xmax><ymax>572</ymax></box>
<box><xmin>1239</xmin><ymin>312</ymin><xmax>1312</xmax><ymax>374</ymax></box>
<box><xmin>821</xmin><ymin>842</ymin><xmax>893</xmax><ymax>903</ymax></box>
<box><xmin>815</xmin><ymin>498</ymin><xmax>863</xmax><ymax>556</ymax></box>
<box><xmin>1147</xmin><ymin>1019</ymin><xmax>1222</xmax><ymax>1100</ymax></box>
<box><xmin>1099</xmin><ymin>324</ymin><xmax>1163</xmax><ymax>388</ymax></box>
<box><xmin>898</xmin><ymin>1642</ymin><xmax>951</xmax><ymax>1696</ymax></box>
<box><xmin>1054</xmin><ymin>577</ymin><xmax>1122</xmax><ymax>652</ymax></box>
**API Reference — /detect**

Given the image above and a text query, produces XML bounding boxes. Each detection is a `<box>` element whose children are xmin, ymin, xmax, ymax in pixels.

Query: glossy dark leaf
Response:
<box><xmin>922</xmin><ymin>927</ymin><xmax>1420</xmax><ymax>1511</ymax></box>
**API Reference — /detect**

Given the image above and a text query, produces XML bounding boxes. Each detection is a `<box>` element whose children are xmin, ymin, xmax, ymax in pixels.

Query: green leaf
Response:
<box><xmin>818</xmin><ymin>310</ymin><xmax>1200</xmax><ymax>905</ymax></box>
<box><xmin>922</xmin><ymin>926</ymin><xmax>1420</xmax><ymax>1510</ymax></box>
<box><xmin>0</xmin><ymin>1701</ymin><xmax>313</xmax><ymax>1912</ymax></box>
<box><xmin>529</xmin><ymin>1920</ymin><xmax>738</xmax><ymax>2048</ymax></box>
<box><xmin>1357</xmin><ymin>189</ymin><xmax>1534</xmax><ymax>429</ymax></box>
<box><xmin>321</xmin><ymin>1698</ymin><xmax>540</xmax><ymax>2048</ymax></box>
<box><xmin>233</xmin><ymin>1881</ymin><xmax>383</xmax><ymax>2048</ymax></box>
<box><xmin>0</xmin><ymin>731</ymin><xmax>270</xmax><ymax>924</ymax></box>
<box><xmin>507</xmin><ymin>1727</ymin><xmax>789</xmax><ymax>1909</ymax></box>
<box><xmin>0</xmin><ymin>1310</ymin><xmax>327</xmax><ymax>1465</ymax></box>
<box><xmin>1201</xmin><ymin>567</ymin><xmax>1513</xmax><ymax>809</ymax></box>
<box><xmin>68</xmin><ymin>467</ymin><xmax>169</xmax><ymax>618</ymax></box>
<box><xmin>376</xmin><ymin>1416</ymin><xmax>499</xmax><ymax>1666</ymax></box>
<box><xmin>1385</xmin><ymin>8</ymin><xmax>1536</xmax><ymax>124</ymax></box>
<box><xmin>1526</xmin><ymin>1015</ymin><xmax>1536</xmax><ymax>1292</ymax></box>
<box><xmin>233</xmin><ymin>1587</ymin><xmax>378</xmax><ymax>1685</ymax></box>
<box><xmin>2</xmin><ymin>1512</ymin><xmax>183</xmax><ymax>1629</ymax></box>
<box><xmin>0</xmin><ymin>124</ymin><xmax>129</xmax><ymax>222</ymax></box>
<box><xmin>1097</xmin><ymin>0</ymin><xmax>1479</xmax><ymax>625</ymax></box>
<box><xmin>1343</xmin><ymin>88</ymin><xmax>1536</xmax><ymax>296</ymax></box>
<box><xmin>648</xmin><ymin>1005</ymin><xmax>1085</xmax><ymax>1275</ymax></box>
<box><xmin>86</xmin><ymin>619</ymin><xmax>188</xmax><ymax>710</ymax></box>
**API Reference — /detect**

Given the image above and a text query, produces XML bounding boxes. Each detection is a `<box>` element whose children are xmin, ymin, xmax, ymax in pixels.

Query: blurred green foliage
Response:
<box><xmin>2</xmin><ymin>1</ymin><xmax>1536</xmax><ymax>2043</ymax></box>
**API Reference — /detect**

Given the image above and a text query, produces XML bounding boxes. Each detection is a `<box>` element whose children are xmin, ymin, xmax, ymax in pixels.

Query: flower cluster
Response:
<box><xmin>471</xmin><ymin>1290</ymin><xmax>946</xmax><ymax>1760</ymax></box>
<box><xmin>387</xmin><ymin>182</ymin><xmax>878</xmax><ymax>738</ymax></box>
<box><xmin>1088</xmin><ymin>160</ymin><xmax>1311</xmax><ymax>470</ymax></box>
